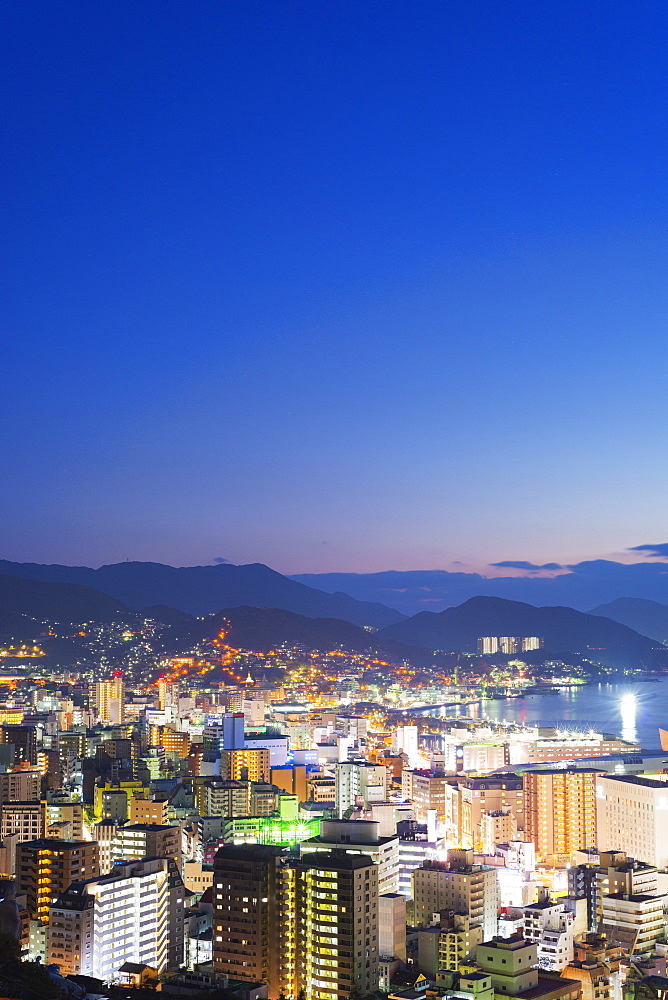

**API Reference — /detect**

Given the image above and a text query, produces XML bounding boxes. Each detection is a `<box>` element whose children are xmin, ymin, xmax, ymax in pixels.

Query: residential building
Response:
<box><xmin>412</xmin><ymin>851</ymin><xmax>500</xmax><ymax>940</ymax></box>
<box><xmin>595</xmin><ymin>776</ymin><xmax>668</xmax><ymax>868</ymax></box>
<box><xmin>524</xmin><ymin>769</ymin><xmax>600</xmax><ymax>865</ymax></box>
<box><xmin>300</xmin><ymin>819</ymin><xmax>399</xmax><ymax>894</ymax></box>
<box><xmin>17</xmin><ymin>838</ymin><xmax>99</xmax><ymax>922</ymax></box>
<box><xmin>47</xmin><ymin>856</ymin><xmax>184</xmax><ymax>978</ymax></box>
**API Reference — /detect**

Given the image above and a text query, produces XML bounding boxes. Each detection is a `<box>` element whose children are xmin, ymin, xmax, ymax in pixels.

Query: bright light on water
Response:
<box><xmin>620</xmin><ymin>692</ymin><xmax>637</xmax><ymax>743</ymax></box>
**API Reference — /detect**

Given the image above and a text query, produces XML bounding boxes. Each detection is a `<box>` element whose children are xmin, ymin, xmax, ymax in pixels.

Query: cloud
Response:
<box><xmin>213</xmin><ymin>556</ymin><xmax>230</xmax><ymax>564</ymax></box>
<box><xmin>491</xmin><ymin>560</ymin><xmax>564</xmax><ymax>571</ymax></box>
<box><xmin>628</xmin><ymin>543</ymin><xmax>668</xmax><ymax>559</ymax></box>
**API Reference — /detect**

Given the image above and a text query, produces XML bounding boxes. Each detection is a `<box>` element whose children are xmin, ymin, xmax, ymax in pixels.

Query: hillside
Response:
<box><xmin>378</xmin><ymin>595</ymin><xmax>666</xmax><ymax>670</ymax></box>
<box><xmin>589</xmin><ymin>598</ymin><xmax>668</xmax><ymax>644</ymax></box>
<box><xmin>0</xmin><ymin>560</ymin><xmax>403</xmax><ymax>627</ymax></box>
<box><xmin>160</xmin><ymin>605</ymin><xmax>430</xmax><ymax>663</ymax></box>
<box><xmin>0</xmin><ymin>572</ymin><xmax>128</xmax><ymax>625</ymax></box>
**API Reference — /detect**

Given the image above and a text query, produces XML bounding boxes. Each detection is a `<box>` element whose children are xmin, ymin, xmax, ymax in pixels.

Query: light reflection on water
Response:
<box><xmin>428</xmin><ymin>679</ymin><xmax>668</xmax><ymax>749</ymax></box>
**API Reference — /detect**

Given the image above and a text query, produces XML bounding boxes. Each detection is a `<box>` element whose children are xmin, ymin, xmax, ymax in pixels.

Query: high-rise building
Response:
<box><xmin>523</xmin><ymin>768</ymin><xmax>600</xmax><ymax>864</ymax></box>
<box><xmin>300</xmin><ymin>819</ymin><xmax>399</xmax><ymax>895</ymax></box>
<box><xmin>213</xmin><ymin>844</ymin><xmax>380</xmax><ymax>1000</ymax></box>
<box><xmin>335</xmin><ymin>762</ymin><xmax>387</xmax><ymax>817</ymax></box>
<box><xmin>0</xmin><ymin>770</ymin><xmax>40</xmax><ymax>803</ymax></box>
<box><xmin>213</xmin><ymin>844</ymin><xmax>284</xmax><ymax>993</ymax></box>
<box><xmin>595</xmin><ymin>775</ymin><xmax>668</xmax><ymax>868</ymax></box>
<box><xmin>220</xmin><ymin>747</ymin><xmax>270</xmax><ymax>783</ymax></box>
<box><xmin>292</xmin><ymin>850</ymin><xmax>379</xmax><ymax>1000</ymax></box>
<box><xmin>412</xmin><ymin>851</ymin><xmax>500</xmax><ymax>940</ymax></box>
<box><xmin>111</xmin><ymin>823</ymin><xmax>181</xmax><ymax>869</ymax></box>
<box><xmin>47</xmin><ymin>856</ymin><xmax>184</xmax><ymax>978</ymax></box>
<box><xmin>0</xmin><ymin>725</ymin><xmax>38</xmax><ymax>765</ymax></box>
<box><xmin>17</xmin><ymin>838</ymin><xmax>99</xmax><ymax>922</ymax></box>
<box><xmin>459</xmin><ymin>773</ymin><xmax>525</xmax><ymax>845</ymax></box>
<box><xmin>0</xmin><ymin>800</ymin><xmax>44</xmax><ymax>843</ymax></box>
<box><xmin>90</xmin><ymin>675</ymin><xmax>125</xmax><ymax>724</ymax></box>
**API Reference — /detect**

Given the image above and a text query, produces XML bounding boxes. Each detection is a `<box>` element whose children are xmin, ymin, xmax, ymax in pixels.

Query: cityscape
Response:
<box><xmin>3</xmin><ymin>4</ymin><xmax>668</xmax><ymax>1000</ymax></box>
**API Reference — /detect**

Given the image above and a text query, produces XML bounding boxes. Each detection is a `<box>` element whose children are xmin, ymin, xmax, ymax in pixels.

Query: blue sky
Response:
<box><xmin>2</xmin><ymin>1</ymin><xmax>668</xmax><ymax>573</ymax></box>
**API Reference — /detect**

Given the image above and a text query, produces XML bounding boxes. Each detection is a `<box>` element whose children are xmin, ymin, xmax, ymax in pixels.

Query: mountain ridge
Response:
<box><xmin>0</xmin><ymin>559</ymin><xmax>403</xmax><ymax>627</ymax></box>
<box><xmin>378</xmin><ymin>595</ymin><xmax>666</xmax><ymax>670</ymax></box>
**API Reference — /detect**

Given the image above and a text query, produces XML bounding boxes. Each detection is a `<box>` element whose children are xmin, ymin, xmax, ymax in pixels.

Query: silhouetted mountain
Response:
<box><xmin>161</xmin><ymin>605</ymin><xmax>427</xmax><ymax>662</ymax></box>
<box><xmin>140</xmin><ymin>605</ymin><xmax>196</xmax><ymax>626</ymax></box>
<box><xmin>378</xmin><ymin>595</ymin><xmax>666</xmax><ymax>669</ymax></box>
<box><xmin>0</xmin><ymin>560</ymin><xmax>403</xmax><ymax>627</ymax></box>
<box><xmin>292</xmin><ymin>559</ymin><xmax>668</xmax><ymax>615</ymax></box>
<box><xmin>589</xmin><ymin>598</ymin><xmax>668</xmax><ymax>644</ymax></box>
<box><xmin>0</xmin><ymin>572</ymin><xmax>127</xmax><ymax>624</ymax></box>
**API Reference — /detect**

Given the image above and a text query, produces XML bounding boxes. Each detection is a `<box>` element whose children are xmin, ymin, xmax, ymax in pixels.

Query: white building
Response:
<box><xmin>522</xmin><ymin>899</ymin><xmax>574</xmax><ymax>971</ymax></box>
<box><xmin>47</xmin><ymin>857</ymin><xmax>184</xmax><ymax>980</ymax></box>
<box><xmin>596</xmin><ymin>775</ymin><xmax>668</xmax><ymax>868</ymax></box>
<box><xmin>335</xmin><ymin>761</ymin><xmax>387</xmax><ymax>817</ymax></box>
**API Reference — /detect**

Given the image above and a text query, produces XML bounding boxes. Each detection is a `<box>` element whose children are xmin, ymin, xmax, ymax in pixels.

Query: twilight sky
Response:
<box><xmin>3</xmin><ymin>1</ymin><xmax>668</xmax><ymax>574</ymax></box>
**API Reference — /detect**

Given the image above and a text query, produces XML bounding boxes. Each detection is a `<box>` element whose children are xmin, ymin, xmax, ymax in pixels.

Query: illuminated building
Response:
<box><xmin>44</xmin><ymin>800</ymin><xmax>83</xmax><ymax>841</ymax></box>
<box><xmin>0</xmin><ymin>724</ymin><xmax>37</xmax><ymax>765</ymax></box>
<box><xmin>213</xmin><ymin>843</ymin><xmax>284</xmax><ymax>992</ymax></box>
<box><xmin>0</xmin><ymin>801</ymin><xmax>44</xmax><ymax>842</ymax></box>
<box><xmin>412</xmin><ymin>851</ymin><xmax>500</xmax><ymax>940</ymax></box>
<box><xmin>393</xmin><ymin>725</ymin><xmax>420</xmax><ymax>769</ymax></box>
<box><xmin>476</xmin><ymin>637</ymin><xmax>544</xmax><ymax>655</ymax></box>
<box><xmin>595</xmin><ymin>775</ymin><xmax>668</xmax><ymax>868</ymax></box>
<box><xmin>292</xmin><ymin>850</ymin><xmax>379</xmax><ymax>1000</ymax></box>
<box><xmin>521</xmin><ymin>899</ymin><xmax>574</xmax><ymax>971</ymax></box>
<box><xmin>459</xmin><ymin>773</ymin><xmax>524</xmax><ymax>845</ymax></box>
<box><xmin>220</xmin><ymin>746</ymin><xmax>270</xmax><ymax>782</ymax></box>
<box><xmin>47</xmin><ymin>856</ymin><xmax>184</xmax><ymax>978</ymax></box>
<box><xmin>90</xmin><ymin>675</ymin><xmax>125</xmax><ymax>724</ymax></box>
<box><xmin>17</xmin><ymin>838</ymin><xmax>99</xmax><ymax>922</ymax></box>
<box><xmin>148</xmin><ymin>725</ymin><xmax>190</xmax><ymax>758</ymax></box>
<box><xmin>600</xmin><ymin>891</ymin><xmax>665</xmax><ymax>956</ymax></box>
<box><xmin>270</xmin><ymin>763</ymin><xmax>308</xmax><ymax>801</ymax></box>
<box><xmin>111</xmin><ymin>823</ymin><xmax>181</xmax><ymax>869</ymax></box>
<box><xmin>417</xmin><ymin>913</ymin><xmax>483</xmax><ymax>978</ymax></box>
<box><xmin>300</xmin><ymin>818</ymin><xmax>399</xmax><ymax>894</ymax></box>
<box><xmin>213</xmin><ymin>844</ymin><xmax>380</xmax><ymax>1000</ymax></box>
<box><xmin>128</xmin><ymin>796</ymin><xmax>169</xmax><ymax>826</ymax></box>
<box><xmin>475</xmin><ymin>935</ymin><xmax>582</xmax><ymax>1000</ymax></box>
<box><xmin>523</xmin><ymin>768</ymin><xmax>600</xmax><ymax>865</ymax></box>
<box><xmin>195</xmin><ymin>777</ymin><xmax>250</xmax><ymax>817</ymax></box>
<box><xmin>0</xmin><ymin>769</ymin><xmax>40</xmax><ymax>803</ymax></box>
<box><xmin>335</xmin><ymin>762</ymin><xmax>387</xmax><ymax>817</ymax></box>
